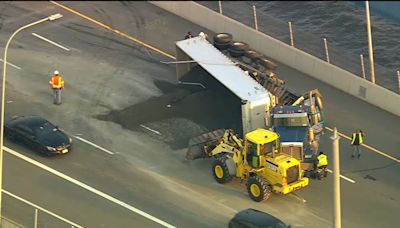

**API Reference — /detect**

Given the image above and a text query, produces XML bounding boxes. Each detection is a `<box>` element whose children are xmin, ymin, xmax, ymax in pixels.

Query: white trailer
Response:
<box><xmin>175</xmin><ymin>36</ymin><xmax>273</xmax><ymax>136</ymax></box>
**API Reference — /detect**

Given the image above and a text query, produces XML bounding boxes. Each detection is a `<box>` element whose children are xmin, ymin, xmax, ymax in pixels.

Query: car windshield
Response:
<box><xmin>273</xmin><ymin>116</ymin><xmax>309</xmax><ymax>127</ymax></box>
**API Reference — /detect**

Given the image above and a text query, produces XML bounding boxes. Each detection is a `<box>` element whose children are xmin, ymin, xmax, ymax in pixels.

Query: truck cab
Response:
<box><xmin>271</xmin><ymin>105</ymin><xmax>323</xmax><ymax>173</ymax></box>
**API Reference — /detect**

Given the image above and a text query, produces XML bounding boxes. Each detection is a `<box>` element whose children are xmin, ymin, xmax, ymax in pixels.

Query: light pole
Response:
<box><xmin>365</xmin><ymin>1</ymin><xmax>375</xmax><ymax>83</ymax></box>
<box><xmin>0</xmin><ymin>13</ymin><xmax>63</xmax><ymax>222</ymax></box>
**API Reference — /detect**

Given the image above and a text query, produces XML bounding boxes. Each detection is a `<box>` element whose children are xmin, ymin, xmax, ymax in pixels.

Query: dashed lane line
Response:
<box><xmin>74</xmin><ymin>136</ymin><xmax>115</xmax><ymax>155</ymax></box>
<box><xmin>326</xmin><ymin>169</ymin><xmax>356</xmax><ymax>184</ymax></box>
<box><xmin>4</xmin><ymin>146</ymin><xmax>176</xmax><ymax>228</ymax></box>
<box><xmin>49</xmin><ymin>1</ymin><xmax>176</xmax><ymax>60</ymax></box>
<box><xmin>32</xmin><ymin>33</ymin><xmax>71</xmax><ymax>51</ymax></box>
<box><xmin>325</xmin><ymin>126</ymin><xmax>400</xmax><ymax>164</ymax></box>
<box><xmin>0</xmin><ymin>58</ymin><xmax>22</xmax><ymax>70</ymax></box>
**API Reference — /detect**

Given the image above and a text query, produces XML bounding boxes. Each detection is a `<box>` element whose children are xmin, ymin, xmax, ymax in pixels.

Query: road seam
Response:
<box><xmin>4</xmin><ymin>146</ymin><xmax>176</xmax><ymax>228</ymax></box>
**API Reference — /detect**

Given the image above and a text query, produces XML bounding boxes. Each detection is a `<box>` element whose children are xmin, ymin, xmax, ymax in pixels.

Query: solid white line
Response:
<box><xmin>140</xmin><ymin>124</ymin><xmax>162</xmax><ymax>135</ymax></box>
<box><xmin>4</xmin><ymin>146</ymin><xmax>176</xmax><ymax>228</ymax></box>
<box><xmin>2</xmin><ymin>190</ymin><xmax>83</xmax><ymax>228</ymax></box>
<box><xmin>31</xmin><ymin>33</ymin><xmax>71</xmax><ymax>51</ymax></box>
<box><xmin>326</xmin><ymin>169</ymin><xmax>356</xmax><ymax>183</ymax></box>
<box><xmin>74</xmin><ymin>136</ymin><xmax>115</xmax><ymax>155</ymax></box>
<box><xmin>0</xmin><ymin>58</ymin><xmax>22</xmax><ymax>70</ymax></box>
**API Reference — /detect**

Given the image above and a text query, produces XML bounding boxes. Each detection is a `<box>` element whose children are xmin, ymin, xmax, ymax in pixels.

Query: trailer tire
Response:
<box><xmin>228</xmin><ymin>48</ymin><xmax>246</xmax><ymax>57</ymax></box>
<box><xmin>230</xmin><ymin>41</ymin><xmax>250</xmax><ymax>51</ymax></box>
<box><xmin>214</xmin><ymin>41</ymin><xmax>232</xmax><ymax>50</ymax></box>
<box><xmin>245</xmin><ymin>49</ymin><xmax>263</xmax><ymax>60</ymax></box>
<box><xmin>258</xmin><ymin>57</ymin><xmax>278</xmax><ymax>71</ymax></box>
<box><xmin>213</xmin><ymin>33</ymin><xmax>233</xmax><ymax>44</ymax></box>
<box><xmin>212</xmin><ymin>154</ymin><xmax>233</xmax><ymax>184</ymax></box>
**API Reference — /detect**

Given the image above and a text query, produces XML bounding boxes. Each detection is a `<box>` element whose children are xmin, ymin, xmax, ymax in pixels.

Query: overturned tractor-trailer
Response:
<box><xmin>175</xmin><ymin>35</ymin><xmax>273</xmax><ymax>137</ymax></box>
<box><xmin>176</xmin><ymin>34</ymin><xmax>325</xmax><ymax>176</ymax></box>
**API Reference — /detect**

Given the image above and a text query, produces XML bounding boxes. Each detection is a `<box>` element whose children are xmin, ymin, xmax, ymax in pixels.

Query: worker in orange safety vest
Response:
<box><xmin>49</xmin><ymin>70</ymin><xmax>65</xmax><ymax>105</ymax></box>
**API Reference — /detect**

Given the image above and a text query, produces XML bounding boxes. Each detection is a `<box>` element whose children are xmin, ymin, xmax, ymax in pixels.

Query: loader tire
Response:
<box><xmin>213</xmin><ymin>33</ymin><xmax>233</xmax><ymax>44</ymax></box>
<box><xmin>212</xmin><ymin>154</ymin><xmax>233</xmax><ymax>184</ymax></box>
<box><xmin>247</xmin><ymin>175</ymin><xmax>271</xmax><ymax>202</ymax></box>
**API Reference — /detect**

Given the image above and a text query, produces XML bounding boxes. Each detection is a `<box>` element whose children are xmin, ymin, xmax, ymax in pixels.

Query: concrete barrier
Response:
<box><xmin>150</xmin><ymin>1</ymin><xmax>400</xmax><ymax>117</ymax></box>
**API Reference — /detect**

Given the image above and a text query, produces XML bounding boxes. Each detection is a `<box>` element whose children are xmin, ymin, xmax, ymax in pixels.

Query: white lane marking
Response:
<box><xmin>140</xmin><ymin>124</ymin><xmax>162</xmax><ymax>135</ymax></box>
<box><xmin>0</xmin><ymin>58</ymin><xmax>22</xmax><ymax>70</ymax></box>
<box><xmin>4</xmin><ymin>146</ymin><xmax>176</xmax><ymax>228</ymax></box>
<box><xmin>3</xmin><ymin>190</ymin><xmax>83</xmax><ymax>228</ymax></box>
<box><xmin>6</xmin><ymin>101</ymin><xmax>13</xmax><ymax>103</ymax></box>
<box><xmin>31</xmin><ymin>33</ymin><xmax>71</xmax><ymax>51</ymax></box>
<box><xmin>74</xmin><ymin>136</ymin><xmax>115</xmax><ymax>155</ymax></box>
<box><xmin>326</xmin><ymin>169</ymin><xmax>356</xmax><ymax>183</ymax></box>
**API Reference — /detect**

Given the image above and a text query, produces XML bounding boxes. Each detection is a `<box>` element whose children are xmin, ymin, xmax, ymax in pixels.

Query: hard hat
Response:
<box><xmin>54</xmin><ymin>70</ymin><xmax>59</xmax><ymax>75</ymax></box>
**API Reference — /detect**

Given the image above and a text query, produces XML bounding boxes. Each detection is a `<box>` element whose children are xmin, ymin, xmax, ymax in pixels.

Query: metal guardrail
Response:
<box><xmin>2</xmin><ymin>189</ymin><xmax>83</xmax><ymax>228</ymax></box>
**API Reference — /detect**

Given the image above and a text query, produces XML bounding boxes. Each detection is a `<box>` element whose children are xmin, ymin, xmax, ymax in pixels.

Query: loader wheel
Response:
<box><xmin>247</xmin><ymin>175</ymin><xmax>271</xmax><ymax>202</ymax></box>
<box><xmin>212</xmin><ymin>155</ymin><xmax>233</xmax><ymax>184</ymax></box>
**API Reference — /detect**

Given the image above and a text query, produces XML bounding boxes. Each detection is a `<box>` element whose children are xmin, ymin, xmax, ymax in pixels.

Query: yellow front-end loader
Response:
<box><xmin>188</xmin><ymin>128</ymin><xmax>309</xmax><ymax>202</ymax></box>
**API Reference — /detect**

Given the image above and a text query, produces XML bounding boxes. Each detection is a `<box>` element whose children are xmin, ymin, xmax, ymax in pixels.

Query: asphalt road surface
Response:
<box><xmin>0</xmin><ymin>1</ymin><xmax>399</xmax><ymax>228</ymax></box>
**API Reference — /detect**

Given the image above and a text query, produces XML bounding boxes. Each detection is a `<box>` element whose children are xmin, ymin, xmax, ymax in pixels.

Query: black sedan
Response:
<box><xmin>5</xmin><ymin>115</ymin><xmax>72</xmax><ymax>156</ymax></box>
<box><xmin>228</xmin><ymin>208</ymin><xmax>291</xmax><ymax>228</ymax></box>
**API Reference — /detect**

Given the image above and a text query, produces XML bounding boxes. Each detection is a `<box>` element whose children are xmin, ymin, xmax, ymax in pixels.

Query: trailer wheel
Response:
<box><xmin>212</xmin><ymin>154</ymin><xmax>233</xmax><ymax>184</ymax></box>
<box><xmin>213</xmin><ymin>33</ymin><xmax>233</xmax><ymax>44</ymax></box>
<box><xmin>228</xmin><ymin>48</ymin><xmax>245</xmax><ymax>57</ymax></box>
<box><xmin>245</xmin><ymin>49</ymin><xmax>263</xmax><ymax>60</ymax></box>
<box><xmin>230</xmin><ymin>41</ymin><xmax>249</xmax><ymax>51</ymax></box>
<box><xmin>258</xmin><ymin>57</ymin><xmax>278</xmax><ymax>71</ymax></box>
<box><xmin>214</xmin><ymin>41</ymin><xmax>232</xmax><ymax>50</ymax></box>
<box><xmin>247</xmin><ymin>175</ymin><xmax>271</xmax><ymax>202</ymax></box>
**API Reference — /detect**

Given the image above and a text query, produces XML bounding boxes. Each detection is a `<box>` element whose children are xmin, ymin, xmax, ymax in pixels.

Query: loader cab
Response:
<box><xmin>244</xmin><ymin>129</ymin><xmax>280</xmax><ymax>168</ymax></box>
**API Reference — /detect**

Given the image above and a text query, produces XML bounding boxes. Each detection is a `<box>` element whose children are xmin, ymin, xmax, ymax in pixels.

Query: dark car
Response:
<box><xmin>5</xmin><ymin>115</ymin><xmax>72</xmax><ymax>156</ymax></box>
<box><xmin>228</xmin><ymin>208</ymin><xmax>290</xmax><ymax>228</ymax></box>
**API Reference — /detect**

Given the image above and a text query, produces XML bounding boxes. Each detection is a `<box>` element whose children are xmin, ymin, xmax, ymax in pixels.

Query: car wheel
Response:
<box><xmin>247</xmin><ymin>175</ymin><xmax>271</xmax><ymax>202</ymax></box>
<box><xmin>212</xmin><ymin>154</ymin><xmax>233</xmax><ymax>184</ymax></box>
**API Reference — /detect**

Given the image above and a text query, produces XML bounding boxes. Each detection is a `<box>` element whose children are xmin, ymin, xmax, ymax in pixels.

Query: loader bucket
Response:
<box><xmin>185</xmin><ymin>129</ymin><xmax>226</xmax><ymax>160</ymax></box>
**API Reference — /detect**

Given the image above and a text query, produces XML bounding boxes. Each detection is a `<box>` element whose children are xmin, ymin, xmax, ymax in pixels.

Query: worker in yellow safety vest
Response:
<box><xmin>351</xmin><ymin>129</ymin><xmax>364</xmax><ymax>159</ymax></box>
<box><xmin>49</xmin><ymin>70</ymin><xmax>65</xmax><ymax>105</ymax></box>
<box><xmin>314</xmin><ymin>151</ymin><xmax>328</xmax><ymax>180</ymax></box>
